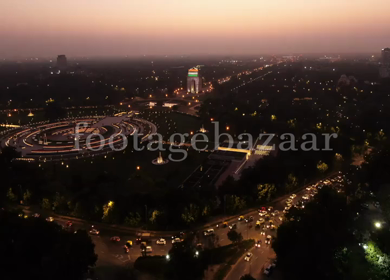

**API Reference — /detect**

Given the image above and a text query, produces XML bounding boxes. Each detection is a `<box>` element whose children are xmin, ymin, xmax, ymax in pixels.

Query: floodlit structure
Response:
<box><xmin>199</xmin><ymin>125</ymin><xmax>207</xmax><ymax>133</ymax></box>
<box><xmin>380</xmin><ymin>48</ymin><xmax>390</xmax><ymax>78</ymax></box>
<box><xmin>187</xmin><ymin>68</ymin><xmax>202</xmax><ymax>93</ymax></box>
<box><xmin>152</xmin><ymin>152</ymin><xmax>169</xmax><ymax>165</ymax></box>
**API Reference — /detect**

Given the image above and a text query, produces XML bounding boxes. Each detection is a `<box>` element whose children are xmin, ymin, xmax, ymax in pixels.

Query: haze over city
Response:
<box><xmin>1</xmin><ymin>0</ymin><xmax>390</xmax><ymax>57</ymax></box>
<box><xmin>2</xmin><ymin>1</ymin><xmax>390</xmax><ymax>280</ymax></box>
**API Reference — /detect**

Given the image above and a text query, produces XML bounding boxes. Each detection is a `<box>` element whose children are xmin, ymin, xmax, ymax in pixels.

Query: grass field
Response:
<box><xmin>40</xmin><ymin>144</ymin><xmax>209</xmax><ymax>195</ymax></box>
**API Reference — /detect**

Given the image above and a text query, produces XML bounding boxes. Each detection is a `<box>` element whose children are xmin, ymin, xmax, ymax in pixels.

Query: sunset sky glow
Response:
<box><xmin>1</xmin><ymin>0</ymin><xmax>390</xmax><ymax>57</ymax></box>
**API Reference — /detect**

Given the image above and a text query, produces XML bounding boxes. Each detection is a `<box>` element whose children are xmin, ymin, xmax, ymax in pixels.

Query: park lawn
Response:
<box><xmin>43</xmin><ymin>145</ymin><xmax>209</xmax><ymax>196</ymax></box>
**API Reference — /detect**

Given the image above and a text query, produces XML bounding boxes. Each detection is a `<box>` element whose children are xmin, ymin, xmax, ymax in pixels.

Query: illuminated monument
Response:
<box><xmin>187</xmin><ymin>68</ymin><xmax>202</xmax><ymax>93</ymax></box>
<box><xmin>152</xmin><ymin>152</ymin><xmax>169</xmax><ymax>165</ymax></box>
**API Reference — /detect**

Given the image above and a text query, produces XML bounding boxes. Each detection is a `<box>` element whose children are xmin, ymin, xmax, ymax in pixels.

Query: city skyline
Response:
<box><xmin>1</xmin><ymin>0</ymin><xmax>390</xmax><ymax>57</ymax></box>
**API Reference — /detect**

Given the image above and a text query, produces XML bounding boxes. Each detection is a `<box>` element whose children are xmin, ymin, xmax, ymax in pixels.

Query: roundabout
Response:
<box><xmin>0</xmin><ymin>112</ymin><xmax>157</xmax><ymax>162</ymax></box>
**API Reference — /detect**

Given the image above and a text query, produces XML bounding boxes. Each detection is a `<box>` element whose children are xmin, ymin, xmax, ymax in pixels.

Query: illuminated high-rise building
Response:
<box><xmin>380</xmin><ymin>48</ymin><xmax>390</xmax><ymax>78</ymax></box>
<box><xmin>382</xmin><ymin>48</ymin><xmax>390</xmax><ymax>65</ymax></box>
<box><xmin>57</xmin><ymin>55</ymin><xmax>68</xmax><ymax>69</ymax></box>
<box><xmin>187</xmin><ymin>67</ymin><xmax>202</xmax><ymax>93</ymax></box>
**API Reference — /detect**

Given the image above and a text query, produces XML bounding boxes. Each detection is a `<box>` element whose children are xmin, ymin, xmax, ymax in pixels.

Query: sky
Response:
<box><xmin>1</xmin><ymin>0</ymin><xmax>390</xmax><ymax>58</ymax></box>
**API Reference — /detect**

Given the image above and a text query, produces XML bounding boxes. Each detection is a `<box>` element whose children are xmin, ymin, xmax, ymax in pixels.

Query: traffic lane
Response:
<box><xmin>225</xmin><ymin>243</ymin><xmax>274</xmax><ymax>280</ymax></box>
<box><xmin>55</xmin><ymin>219</ymin><xmax>173</xmax><ymax>266</ymax></box>
<box><xmin>211</xmin><ymin>215</ymin><xmax>282</xmax><ymax>247</ymax></box>
<box><xmin>92</xmin><ymin>234</ymin><xmax>173</xmax><ymax>259</ymax></box>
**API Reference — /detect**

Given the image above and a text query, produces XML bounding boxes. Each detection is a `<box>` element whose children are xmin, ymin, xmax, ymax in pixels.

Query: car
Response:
<box><xmin>245</xmin><ymin>216</ymin><xmax>253</xmax><ymax>223</ymax></box>
<box><xmin>361</xmin><ymin>203</ymin><xmax>369</xmax><ymax>209</ymax></box>
<box><xmin>265</xmin><ymin>214</ymin><xmax>270</xmax><ymax>221</ymax></box>
<box><xmin>302</xmin><ymin>195</ymin><xmax>310</xmax><ymax>200</ymax></box>
<box><xmin>204</xmin><ymin>229</ymin><xmax>215</xmax><ymax>236</ymax></box>
<box><xmin>172</xmin><ymin>237</ymin><xmax>182</xmax><ymax>244</ymax></box>
<box><xmin>156</xmin><ymin>238</ymin><xmax>166</xmax><ymax>245</ymax></box>
<box><xmin>222</xmin><ymin>221</ymin><xmax>228</xmax><ymax>228</ymax></box>
<box><xmin>33</xmin><ymin>213</ymin><xmax>40</xmax><ymax>218</ymax></box>
<box><xmin>268</xmin><ymin>206</ymin><xmax>274</xmax><ymax>212</ymax></box>
<box><xmin>286</xmin><ymin>198</ymin><xmax>293</xmax><ymax>204</ymax></box>
<box><xmin>260</xmin><ymin>231</ymin><xmax>266</xmax><ymax>236</ymax></box>
<box><xmin>142</xmin><ymin>246</ymin><xmax>153</xmax><ymax>254</ymax></box>
<box><xmin>229</xmin><ymin>224</ymin><xmax>237</xmax><ymax>230</ymax></box>
<box><xmin>265</xmin><ymin>235</ymin><xmax>272</xmax><ymax>244</ymax></box>
<box><xmin>46</xmin><ymin>217</ymin><xmax>54</xmax><ymax>222</ymax></box>
<box><xmin>255</xmin><ymin>240</ymin><xmax>262</xmax><ymax>248</ymax></box>
<box><xmin>244</xmin><ymin>252</ymin><xmax>253</xmax><ymax>261</ymax></box>
<box><xmin>66</xmin><ymin>221</ymin><xmax>73</xmax><ymax>227</ymax></box>
<box><xmin>374</xmin><ymin>201</ymin><xmax>380</xmax><ymax>208</ymax></box>
<box><xmin>89</xmin><ymin>229</ymin><xmax>100</xmax><ymax>235</ymax></box>
<box><xmin>270</xmin><ymin>224</ymin><xmax>277</xmax><ymax>230</ymax></box>
<box><xmin>279</xmin><ymin>216</ymin><xmax>284</xmax><ymax>222</ymax></box>
<box><xmin>290</xmin><ymin>194</ymin><xmax>297</xmax><ymax>199</ymax></box>
<box><xmin>264</xmin><ymin>264</ymin><xmax>273</xmax><ymax>276</ymax></box>
<box><xmin>238</xmin><ymin>215</ymin><xmax>245</xmax><ymax>221</ymax></box>
<box><xmin>110</xmin><ymin>236</ymin><xmax>121</xmax><ymax>242</ymax></box>
<box><xmin>125</xmin><ymin>240</ymin><xmax>133</xmax><ymax>247</ymax></box>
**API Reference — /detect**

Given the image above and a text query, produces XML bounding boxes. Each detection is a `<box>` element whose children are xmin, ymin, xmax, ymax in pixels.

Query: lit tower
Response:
<box><xmin>187</xmin><ymin>67</ymin><xmax>202</xmax><ymax>93</ymax></box>
<box><xmin>380</xmin><ymin>48</ymin><xmax>390</xmax><ymax>78</ymax></box>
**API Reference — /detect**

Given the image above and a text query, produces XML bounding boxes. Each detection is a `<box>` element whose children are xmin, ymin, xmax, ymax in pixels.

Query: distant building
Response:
<box><xmin>57</xmin><ymin>55</ymin><xmax>67</xmax><ymax>69</ymax></box>
<box><xmin>187</xmin><ymin>67</ymin><xmax>202</xmax><ymax>93</ymax></box>
<box><xmin>380</xmin><ymin>48</ymin><xmax>390</xmax><ymax>78</ymax></box>
<box><xmin>382</xmin><ymin>48</ymin><xmax>390</xmax><ymax>65</ymax></box>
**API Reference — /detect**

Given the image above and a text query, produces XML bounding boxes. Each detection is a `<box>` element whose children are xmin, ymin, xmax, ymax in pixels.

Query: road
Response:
<box><xmin>17</xmin><ymin>172</ymin><xmax>342</xmax><ymax>280</ymax></box>
<box><xmin>224</xmin><ymin>173</ymin><xmax>344</xmax><ymax>280</ymax></box>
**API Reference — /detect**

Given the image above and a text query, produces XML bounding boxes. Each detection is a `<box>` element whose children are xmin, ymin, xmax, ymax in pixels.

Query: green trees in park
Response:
<box><xmin>317</xmin><ymin>160</ymin><xmax>329</xmax><ymax>173</ymax></box>
<box><xmin>272</xmin><ymin>183</ymin><xmax>390</xmax><ymax>280</ymax></box>
<box><xmin>164</xmin><ymin>235</ymin><xmax>205</xmax><ymax>280</ymax></box>
<box><xmin>181</xmin><ymin>203</ymin><xmax>200</xmax><ymax>224</ymax></box>
<box><xmin>257</xmin><ymin>183</ymin><xmax>276</xmax><ymax>202</ymax></box>
<box><xmin>0</xmin><ymin>211</ymin><xmax>97</xmax><ymax>280</ymax></box>
<box><xmin>227</xmin><ymin>229</ymin><xmax>243</xmax><ymax>244</ymax></box>
<box><xmin>6</xmin><ymin>188</ymin><xmax>17</xmax><ymax>202</ymax></box>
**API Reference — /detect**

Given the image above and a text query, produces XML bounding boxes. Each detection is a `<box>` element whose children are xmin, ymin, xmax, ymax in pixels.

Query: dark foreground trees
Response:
<box><xmin>0</xmin><ymin>211</ymin><xmax>97</xmax><ymax>280</ymax></box>
<box><xmin>272</xmin><ymin>187</ymin><xmax>374</xmax><ymax>280</ymax></box>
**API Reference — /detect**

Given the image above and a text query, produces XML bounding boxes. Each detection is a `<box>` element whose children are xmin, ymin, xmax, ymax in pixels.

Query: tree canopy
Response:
<box><xmin>0</xmin><ymin>211</ymin><xmax>97</xmax><ymax>280</ymax></box>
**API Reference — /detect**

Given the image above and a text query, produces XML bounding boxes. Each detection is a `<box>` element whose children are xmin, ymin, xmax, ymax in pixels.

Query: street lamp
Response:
<box><xmin>375</xmin><ymin>222</ymin><xmax>382</xmax><ymax>229</ymax></box>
